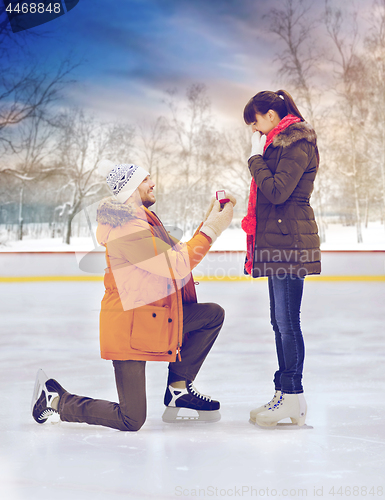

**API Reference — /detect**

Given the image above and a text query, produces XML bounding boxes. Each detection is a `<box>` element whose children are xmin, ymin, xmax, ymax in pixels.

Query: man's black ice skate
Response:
<box><xmin>31</xmin><ymin>369</ymin><xmax>66</xmax><ymax>424</ymax></box>
<box><xmin>162</xmin><ymin>381</ymin><xmax>221</xmax><ymax>423</ymax></box>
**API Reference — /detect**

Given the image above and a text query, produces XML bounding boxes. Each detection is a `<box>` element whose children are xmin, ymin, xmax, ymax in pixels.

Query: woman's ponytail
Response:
<box><xmin>276</xmin><ymin>90</ymin><xmax>305</xmax><ymax>121</ymax></box>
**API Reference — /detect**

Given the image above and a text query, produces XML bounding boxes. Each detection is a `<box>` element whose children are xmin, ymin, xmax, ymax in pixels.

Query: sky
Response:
<box><xmin>1</xmin><ymin>0</ymin><xmax>374</xmax><ymax>127</ymax></box>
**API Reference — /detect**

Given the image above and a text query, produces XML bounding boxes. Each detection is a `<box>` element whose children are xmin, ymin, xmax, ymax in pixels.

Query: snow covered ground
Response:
<box><xmin>1</xmin><ymin>279</ymin><xmax>384</xmax><ymax>500</ymax></box>
<box><xmin>1</xmin><ymin>222</ymin><xmax>385</xmax><ymax>252</ymax></box>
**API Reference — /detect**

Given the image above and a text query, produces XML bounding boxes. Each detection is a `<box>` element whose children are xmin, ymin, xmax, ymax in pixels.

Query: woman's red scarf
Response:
<box><xmin>241</xmin><ymin>114</ymin><xmax>301</xmax><ymax>275</ymax></box>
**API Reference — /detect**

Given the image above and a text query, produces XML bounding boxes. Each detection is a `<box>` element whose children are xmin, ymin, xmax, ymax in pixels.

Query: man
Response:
<box><xmin>31</xmin><ymin>161</ymin><xmax>235</xmax><ymax>431</ymax></box>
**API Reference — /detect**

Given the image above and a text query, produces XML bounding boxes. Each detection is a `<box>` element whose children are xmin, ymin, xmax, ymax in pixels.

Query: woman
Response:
<box><xmin>242</xmin><ymin>90</ymin><xmax>321</xmax><ymax>427</ymax></box>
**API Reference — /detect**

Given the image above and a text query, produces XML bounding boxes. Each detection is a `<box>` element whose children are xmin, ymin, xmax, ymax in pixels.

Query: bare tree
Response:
<box><xmin>364</xmin><ymin>0</ymin><xmax>385</xmax><ymax>228</ymax></box>
<box><xmin>220</xmin><ymin>126</ymin><xmax>252</xmax><ymax>216</ymax></box>
<box><xmin>137</xmin><ymin>116</ymin><xmax>169</xmax><ymax>216</ymax></box>
<box><xmin>265</xmin><ymin>0</ymin><xmax>327</xmax><ymax>242</ymax></box>
<box><xmin>325</xmin><ymin>3</ymin><xmax>370</xmax><ymax>243</ymax></box>
<box><xmin>104</xmin><ymin>120</ymin><xmax>136</xmax><ymax>164</ymax></box>
<box><xmin>54</xmin><ymin>109</ymin><xmax>135</xmax><ymax>244</ymax></box>
<box><xmin>163</xmin><ymin>84</ymin><xmax>220</xmax><ymax>232</ymax></box>
<box><xmin>0</xmin><ymin>5</ymin><xmax>77</xmax><ymax>152</ymax></box>
<box><xmin>0</xmin><ymin>49</ymin><xmax>77</xmax><ymax>239</ymax></box>
<box><xmin>267</xmin><ymin>0</ymin><xmax>321</xmax><ymax>120</ymax></box>
<box><xmin>0</xmin><ymin>59</ymin><xmax>76</xmax><ymax>155</ymax></box>
<box><xmin>7</xmin><ymin>109</ymin><xmax>60</xmax><ymax>239</ymax></box>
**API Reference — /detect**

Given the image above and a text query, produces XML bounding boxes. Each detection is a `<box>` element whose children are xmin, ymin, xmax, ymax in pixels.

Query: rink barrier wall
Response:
<box><xmin>1</xmin><ymin>276</ymin><xmax>385</xmax><ymax>282</ymax></box>
<box><xmin>0</xmin><ymin>250</ymin><xmax>384</xmax><ymax>281</ymax></box>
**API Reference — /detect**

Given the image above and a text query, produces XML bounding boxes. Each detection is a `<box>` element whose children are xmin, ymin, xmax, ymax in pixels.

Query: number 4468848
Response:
<box><xmin>6</xmin><ymin>3</ymin><xmax>62</xmax><ymax>14</ymax></box>
<box><xmin>328</xmin><ymin>486</ymin><xmax>383</xmax><ymax>496</ymax></box>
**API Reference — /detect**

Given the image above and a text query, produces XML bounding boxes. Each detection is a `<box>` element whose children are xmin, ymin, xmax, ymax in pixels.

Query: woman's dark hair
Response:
<box><xmin>243</xmin><ymin>90</ymin><xmax>305</xmax><ymax>125</ymax></box>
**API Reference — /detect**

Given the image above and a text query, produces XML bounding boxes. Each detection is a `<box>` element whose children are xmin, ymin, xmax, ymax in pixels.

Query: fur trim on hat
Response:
<box><xmin>272</xmin><ymin>122</ymin><xmax>317</xmax><ymax>149</ymax></box>
<box><xmin>97</xmin><ymin>197</ymin><xmax>136</xmax><ymax>228</ymax></box>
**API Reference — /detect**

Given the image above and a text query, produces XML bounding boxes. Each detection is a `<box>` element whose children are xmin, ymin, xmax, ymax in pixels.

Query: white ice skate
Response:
<box><xmin>249</xmin><ymin>390</ymin><xmax>282</xmax><ymax>423</ymax></box>
<box><xmin>162</xmin><ymin>382</ymin><xmax>221</xmax><ymax>423</ymax></box>
<box><xmin>31</xmin><ymin>369</ymin><xmax>66</xmax><ymax>424</ymax></box>
<box><xmin>255</xmin><ymin>392</ymin><xmax>307</xmax><ymax>427</ymax></box>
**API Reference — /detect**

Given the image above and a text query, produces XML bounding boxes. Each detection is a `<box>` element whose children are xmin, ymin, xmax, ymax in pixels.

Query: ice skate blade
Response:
<box><xmin>255</xmin><ymin>418</ymin><xmax>306</xmax><ymax>428</ymax></box>
<box><xmin>252</xmin><ymin>421</ymin><xmax>313</xmax><ymax>430</ymax></box>
<box><xmin>31</xmin><ymin>369</ymin><xmax>48</xmax><ymax>412</ymax></box>
<box><xmin>162</xmin><ymin>407</ymin><xmax>221</xmax><ymax>424</ymax></box>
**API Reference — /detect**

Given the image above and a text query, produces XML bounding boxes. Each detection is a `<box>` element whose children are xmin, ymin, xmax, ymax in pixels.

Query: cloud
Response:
<box><xmin>12</xmin><ymin>0</ymin><xmax>375</xmax><ymax>128</ymax></box>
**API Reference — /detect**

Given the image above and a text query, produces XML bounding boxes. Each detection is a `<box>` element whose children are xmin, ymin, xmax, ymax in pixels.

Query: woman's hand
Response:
<box><xmin>249</xmin><ymin>131</ymin><xmax>267</xmax><ymax>159</ymax></box>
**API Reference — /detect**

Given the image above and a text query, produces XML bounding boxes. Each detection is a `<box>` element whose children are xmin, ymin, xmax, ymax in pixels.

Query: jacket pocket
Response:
<box><xmin>264</xmin><ymin>204</ymin><xmax>294</xmax><ymax>247</ymax></box>
<box><xmin>264</xmin><ymin>218</ymin><xmax>294</xmax><ymax>247</ymax></box>
<box><xmin>130</xmin><ymin>305</ymin><xmax>171</xmax><ymax>353</ymax></box>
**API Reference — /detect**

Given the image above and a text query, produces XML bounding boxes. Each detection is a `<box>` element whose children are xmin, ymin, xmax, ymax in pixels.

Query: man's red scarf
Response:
<box><xmin>241</xmin><ymin>114</ymin><xmax>301</xmax><ymax>275</ymax></box>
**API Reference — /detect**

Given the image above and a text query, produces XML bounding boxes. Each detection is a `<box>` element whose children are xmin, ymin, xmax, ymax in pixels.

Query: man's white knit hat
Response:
<box><xmin>97</xmin><ymin>160</ymin><xmax>150</xmax><ymax>203</ymax></box>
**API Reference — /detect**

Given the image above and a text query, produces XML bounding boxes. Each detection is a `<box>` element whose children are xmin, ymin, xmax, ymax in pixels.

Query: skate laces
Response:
<box><xmin>188</xmin><ymin>382</ymin><xmax>211</xmax><ymax>402</ymax></box>
<box><xmin>37</xmin><ymin>387</ymin><xmax>59</xmax><ymax>412</ymax></box>
<box><xmin>271</xmin><ymin>393</ymin><xmax>284</xmax><ymax>409</ymax></box>
<box><xmin>38</xmin><ymin>408</ymin><xmax>56</xmax><ymax>421</ymax></box>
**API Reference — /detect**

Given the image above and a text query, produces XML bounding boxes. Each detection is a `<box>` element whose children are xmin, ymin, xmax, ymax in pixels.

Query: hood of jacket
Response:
<box><xmin>96</xmin><ymin>197</ymin><xmax>144</xmax><ymax>247</ymax></box>
<box><xmin>272</xmin><ymin>121</ymin><xmax>317</xmax><ymax>149</ymax></box>
<box><xmin>97</xmin><ymin>197</ymin><xmax>137</xmax><ymax>228</ymax></box>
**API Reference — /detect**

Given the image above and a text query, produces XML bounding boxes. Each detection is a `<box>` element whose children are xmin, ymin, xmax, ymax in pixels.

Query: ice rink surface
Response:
<box><xmin>1</xmin><ymin>279</ymin><xmax>384</xmax><ymax>500</ymax></box>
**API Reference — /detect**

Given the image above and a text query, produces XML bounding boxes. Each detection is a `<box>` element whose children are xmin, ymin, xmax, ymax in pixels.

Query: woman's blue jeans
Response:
<box><xmin>268</xmin><ymin>275</ymin><xmax>305</xmax><ymax>394</ymax></box>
